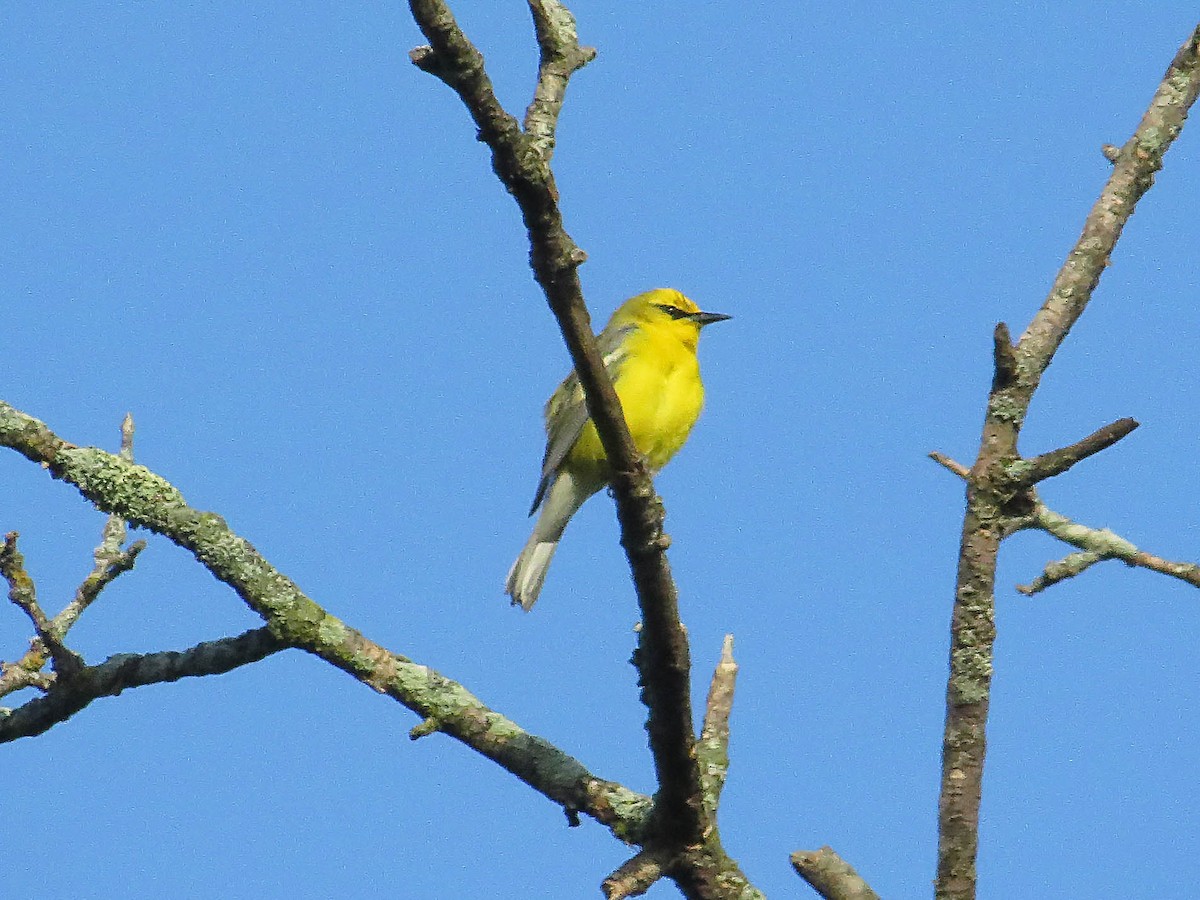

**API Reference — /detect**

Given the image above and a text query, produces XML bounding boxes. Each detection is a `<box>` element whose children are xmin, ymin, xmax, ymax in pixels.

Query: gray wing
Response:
<box><xmin>527</xmin><ymin>324</ymin><xmax>634</xmax><ymax>514</ymax></box>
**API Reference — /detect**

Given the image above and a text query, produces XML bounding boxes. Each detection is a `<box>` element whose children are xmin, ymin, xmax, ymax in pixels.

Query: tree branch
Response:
<box><xmin>1013</xmin><ymin>417</ymin><xmax>1139</xmax><ymax>486</ymax></box>
<box><xmin>1018</xmin><ymin>502</ymin><xmax>1200</xmax><ymax>594</ymax></box>
<box><xmin>929</xmin><ymin>452</ymin><xmax>971</xmax><ymax>480</ymax></box>
<box><xmin>60</xmin><ymin>412</ymin><xmax>146</xmax><ymax>629</ymax></box>
<box><xmin>936</xmin><ymin>24</ymin><xmax>1200</xmax><ymax>900</ymax></box>
<box><xmin>524</xmin><ymin>0</ymin><xmax>596</xmax><ymax>160</ymax></box>
<box><xmin>0</xmin><ymin>627</ymin><xmax>286</xmax><ymax>740</ymax></box>
<box><xmin>929</xmin><ymin>454</ymin><xmax>1200</xmax><ymax>597</ymax></box>
<box><xmin>791</xmin><ymin>847</ymin><xmax>880</xmax><ymax>900</ymax></box>
<box><xmin>1015</xmin><ymin>25</ymin><xmax>1200</xmax><ymax>385</ymax></box>
<box><xmin>602</xmin><ymin>850</ymin><xmax>667</xmax><ymax>900</ymax></box>
<box><xmin>408</xmin><ymin>0</ymin><xmax>704</xmax><ymax>853</ymax></box>
<box><xmin>990</xmin><ymin>322</ymin><xmax>1017</xmax><ymax>392</ymax></box>
<box><xmin>1</xmin><ymin>532</ymin><xmax>83</xmax><ymax>679</ymax></box>
<box><xmin>0</xmin><ymin>400</ymin><xmax>652</xmax><ymax>842</ymax></box>
<box><xmin>697</xmin><ymin>634</ymin><xmax>737</xmax><ymax>818</ymax></box>
<box><xmin>2</xmin><ymin>415</ymin><xmax>146</xmax><ymax>699</ymax></box>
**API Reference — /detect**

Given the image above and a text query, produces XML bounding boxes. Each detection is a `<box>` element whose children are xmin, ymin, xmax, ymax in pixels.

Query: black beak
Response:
<box><xmin>691</xmin><ymin>311</ymin><xmax>732</xmax><ymax>326</ymax></box>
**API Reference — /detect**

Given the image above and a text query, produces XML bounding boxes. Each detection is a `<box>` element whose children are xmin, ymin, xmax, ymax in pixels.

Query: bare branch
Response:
<box><xmin>1016</xmin><ymin>549</ymin><xmax>1105</xmax><ymax>595</ymax></box>
<box><xmin>0</xmin><ymin>657</ymin><xmax>54</xmax><ymax>697</ymax></box>
<box><xmin>929</xmin><ymin>452</ymin><xmax>971</xmax><ymax>480</ymax></box>
<box><xmin>1</xmin><ymin>415</ymin><xmax>147</xmax><ymax>702</ymax></box>
<box><xmin>931</xmin><ymin>450</ymin><xmax>1200</xmax><ymax>597</ymax></box>
<box><xmin>1014</xmin><ymin>417</ymin><xmax>1139</xmax><ymax>486</ymax></box>
<box><xmin>603</xmin><ymin>850</ymin><xmax>667</xmax><ymax>900</ymax></box>
<box><xmin>991</xmin><ymin>322</ymin><xmax>1017</xmax><ymax>391</ymax></box>
<box><xmin>59</xmin><ymin>540</ymin><xmax>146</xmax><ymax>635</ymax></box>
<box><xmin>1015</xmin><ymin>25</ymin><xmax>1200</xmax><ymax>386</ymax></box>
<box><xmin>791</xmin><ymin>847</ymin><xmax>880</xmax><ymax>900</ymax></box>
<box><xmin>408</xmin><ymin>0</ymin><xmax>703</xmax><ymax>848</ymax></box>
<box><xmin>0</xmin><ymin>627</ymin><xmax>286</xmax><ymax>741</ymax></box>
<box><xmin>524</xmin><ymin>0</ymin><xmax>596</xmax><ymax>160</ymax></box>
<box><xmin>935</xmin><ymin>23</ymin><xmax>1200</xmax><ymax>900</ymax></box>
<box><xmin>697</xmin><ymin>634</ymin><xmax>737</xmax><ymax>817</ymax></box>
<box><xmin>65</xmin><ymin>412</ymin><xmax>147</xmax><ymax>630</ymax></box>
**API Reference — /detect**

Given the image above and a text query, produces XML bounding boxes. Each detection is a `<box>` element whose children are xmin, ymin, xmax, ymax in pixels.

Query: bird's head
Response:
<box><xmin>611</xmin><ymin>288</ymin><xmax>731</xmax><ymax>349</ymax></box>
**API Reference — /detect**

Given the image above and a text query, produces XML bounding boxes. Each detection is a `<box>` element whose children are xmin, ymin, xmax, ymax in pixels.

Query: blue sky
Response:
<box><xmin>2</xmin><ymin>3</ymin><xmax>1198</xmax><ymax>898</ymax></box>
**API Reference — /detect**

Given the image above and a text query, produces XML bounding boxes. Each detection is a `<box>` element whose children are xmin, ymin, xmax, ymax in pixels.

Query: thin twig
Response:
<box><xmin>59</xmin><ymin>541</ymin><xmax>146</xmax><ymax>634</ymax></box>
<box><xmin>928</xmin><ymin>456</ymin><xmax>1200</xmax><ymax>596</ymax></box>
<box><xmin>1</xmin><ymin>533</ymin><xmax>83</xmax><ymax>678</ymax></box>
<box><xmin>1016</xmin><ymin>27</ymin><xmax>1200</xmax><ymax>384</ymax></box>
<box><xmin>63</xmin><ymin>415</ymin><xmax>146</xmax><ymax>629</ymax></box>
<box><xmin>1018</xmin><ymin>503</ymin><xmax>1200</xmax><ymax>594</ymax></box>
<box><xmin>929</xmin><ymin>452</ymin><xmax>971</xmax><ymax>480</ymax></box>
<box><xmin>1</xmin><ymin>416</ymin><xmax>146</xmax><ymax>699</ymax></box>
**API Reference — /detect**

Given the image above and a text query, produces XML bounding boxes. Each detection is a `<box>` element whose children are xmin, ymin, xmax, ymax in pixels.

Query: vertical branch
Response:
<box><xmin>408</xmin><ymin>0</ymin><xmax>705</xmax><ymax>851</ymax></box>
<box><xmin>935</xmin><ymin>24</ymin><xmax>1200</xmax><ymax>900</ymax></box>
<box><xmin>524</xmin><ymin>0</ymin><xmax>596</xmax><ymax>160</ymax></box>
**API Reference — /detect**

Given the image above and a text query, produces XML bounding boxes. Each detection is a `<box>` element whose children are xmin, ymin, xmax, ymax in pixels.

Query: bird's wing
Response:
<box><xmin>527</xmin><ymin>324</ymin><xmax>635</xmax><ymax>514</ymax></box>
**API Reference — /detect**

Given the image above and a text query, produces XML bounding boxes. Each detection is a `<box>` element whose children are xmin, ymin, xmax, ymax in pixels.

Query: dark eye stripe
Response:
<box><xmin>653</xmin><ymin>303</ymin><xmax>691</xmax><ymax>320</ymax></box>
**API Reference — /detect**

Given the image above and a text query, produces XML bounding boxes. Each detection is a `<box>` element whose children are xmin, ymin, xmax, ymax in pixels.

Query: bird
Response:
<box><xmin>506</xmin><ymin>288</ymin><xmax>730</xmax><ymax>611</ymax></box>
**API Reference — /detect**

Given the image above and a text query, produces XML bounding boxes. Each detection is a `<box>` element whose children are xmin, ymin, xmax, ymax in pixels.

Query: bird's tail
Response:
<box><xmin>506</xmin><ymin>470</ymin><xmax>598</xmax><ymax>611</ymax></box>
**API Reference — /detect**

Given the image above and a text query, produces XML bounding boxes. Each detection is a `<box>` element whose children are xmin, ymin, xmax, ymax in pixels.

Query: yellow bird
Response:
<box><xmin>506</xmin><ymin>288</ymin><xmax>730</xmax><ymax>611</ymax></box>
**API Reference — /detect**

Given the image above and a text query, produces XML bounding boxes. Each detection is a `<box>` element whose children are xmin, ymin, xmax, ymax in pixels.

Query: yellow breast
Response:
<box><xmin>566</xmin><ymin>324</ymin><xmax>705</xmax><ymax>475</ymax></box>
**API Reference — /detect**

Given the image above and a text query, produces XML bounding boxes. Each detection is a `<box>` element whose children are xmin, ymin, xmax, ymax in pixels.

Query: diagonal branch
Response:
<box><xmin>936</xmin><ymin>24</ymin><xmax>1200</xmax><ymax>900</ymax></box>
<box><xmin>1014</xmin><ymin>417</ymin><xmax>1139</xmax><ymax>486</ymax></box>
<box><xmin>1015</xmin><ymin>25</ymin><xmax>1200</xmax><ymax>385</ymax></box>
<box><xmin>2</xmin><ymin>415</ymin><xmax>147</xmax><ymax>699</ymax></box>
<box><xmin>928</xmin><ymin>454</ymin><xmax>1200</xmax><ymax>596</ymax></box>
<box><xmin>602</xmin><ymin>850</ymin><xmax>668</xmax><ymax>900</ymax></box>
<box><xmin>0</xmin><ymin>400</ymin><xmax>652</xmax><ymax>842</ymax></box>
<box><xmin>1</xmin><ymin>532</ymin><xmax>84</xmax><ymax>678</ymax></box>
<box><xmin>791</xmin><ymin>847</ymin><xmax>881</xmax><ymax>900</ymax></box>
<box><xmin>408</xmin><ymin>0</ymin><xmax>703</xmax><ymax>851</ymax></box>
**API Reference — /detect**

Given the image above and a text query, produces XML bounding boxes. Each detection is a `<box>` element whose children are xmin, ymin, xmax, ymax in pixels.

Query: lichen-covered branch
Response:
<box><xmin>1018</xmin><ymin>503</ymin><xmax>1200</xmax><ymax>594</ymax></box>
<box><xmin>408</xmin><ymin>0</ymin><xmax>705</xmax><ymax>861</ymax></box>
<box><xmin>1</xmin><ymin>532</ymin><xmax>83</xmax><ymax>679</ymax></box>
<box><xmin>60</xmin><ymin>412</ymin><xmax>146</xmax><ymax>629</ymax></box>
<box><xmin>602</xmin><ymin>850</ymin><xmax>667</xmax><ymax>900</ymax></box>
<box><xmin>935</xmin><ymin>24</ymin><xmax>1200</xmax><ymax>900</ymax></box>
<box><xmin>928</xmin><ymin>454</ymin><xmax>1200</xmax><ymax>597</ymax></box>
<box><xmin>2</xmin><ymin>414</ymin><xmax>146</xmax><ymax>698</ymax></box>
<box><xmin>0</xmin><ymin>400</ymin><xmax>651</xmax><ymax>841</ymax></box>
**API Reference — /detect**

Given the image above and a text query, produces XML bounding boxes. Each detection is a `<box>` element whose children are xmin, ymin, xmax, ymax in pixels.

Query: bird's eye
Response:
<box><xmin>654</xmin><ymin>303</ymin><xmax>690</xmax><ymax>319</ymax></box>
